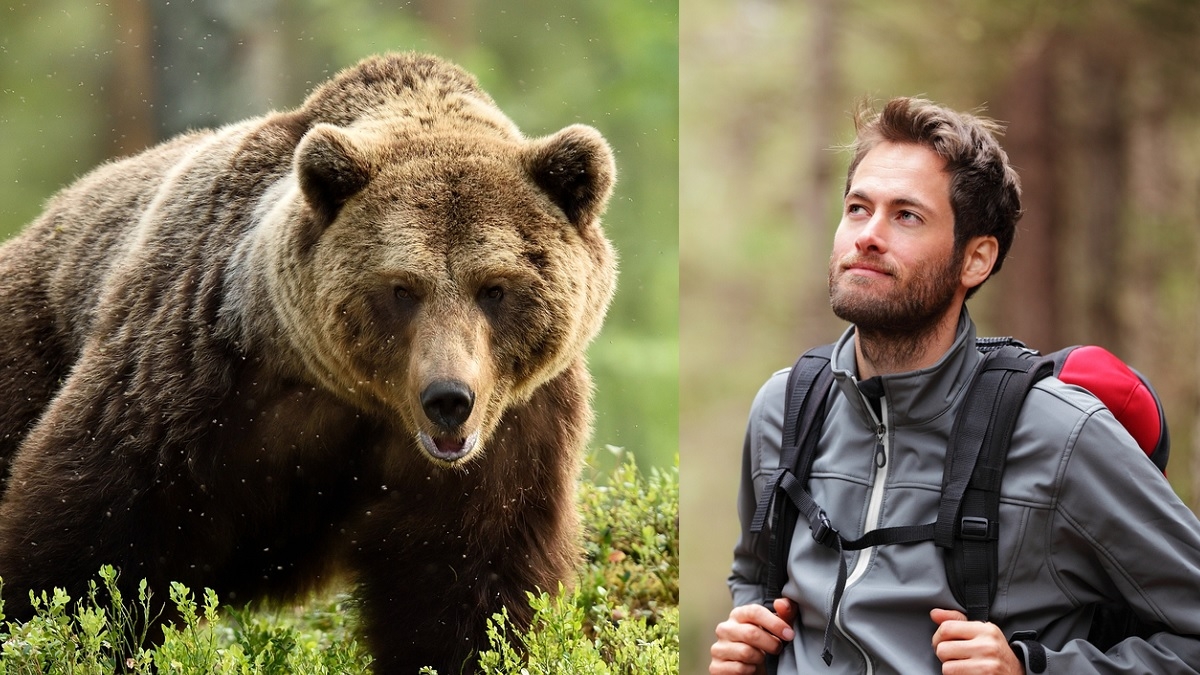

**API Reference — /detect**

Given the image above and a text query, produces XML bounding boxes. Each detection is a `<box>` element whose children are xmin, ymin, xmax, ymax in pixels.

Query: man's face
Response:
<box><xmin>828</xmin><ymin>141</ymin><xmax>964</xmax><ymax>334</ymax></box>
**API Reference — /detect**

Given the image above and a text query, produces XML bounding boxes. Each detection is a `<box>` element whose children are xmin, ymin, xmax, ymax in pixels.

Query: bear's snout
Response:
<box><xmin>420</xmin><ymin>380</ymin><xmax>475</xmax><ymax>430</ymax></box>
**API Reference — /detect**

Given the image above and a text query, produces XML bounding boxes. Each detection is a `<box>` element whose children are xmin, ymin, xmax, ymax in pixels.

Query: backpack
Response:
<box><xmin>749</xmin><ymin>339</ymin><xmax>1170</xmax><ymax>670</ymax></box>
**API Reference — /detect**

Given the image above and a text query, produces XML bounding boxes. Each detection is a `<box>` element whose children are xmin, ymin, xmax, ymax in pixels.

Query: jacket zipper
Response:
<box><xmin>833</xmin><ymin>395</ymin><xmax>889</xmax><ymax>674</ymax></box>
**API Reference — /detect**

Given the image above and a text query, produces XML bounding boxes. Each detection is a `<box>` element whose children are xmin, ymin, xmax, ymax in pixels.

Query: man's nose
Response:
<box><xmin>854</xmin><ymin>213</ymin><xmax>888</xmax><ymax>253</ymax></box>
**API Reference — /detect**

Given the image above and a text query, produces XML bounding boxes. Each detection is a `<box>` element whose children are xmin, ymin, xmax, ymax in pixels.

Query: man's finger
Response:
<box><xmin>931</xmin><ymin>609</ymin><xmax>988</xmax><ymax>655</ymax></box>
<box><xmin>773</xmin><ymin>597</ymin><xmax>800</xmax><ymax>625</ymax></box>
<box><xmin>930</xmin><ymin>607</ymin><xmax>968</xmax><ymax>625</ymax></box>
<box><xmin>714</xmin><ymin>614</ymin><xmax>790</xmax><ymax>655</ymax></box>
<box><xmin>731</xmin><ymin>603</ymin><xmax>795</xmax><ymax>641</ymax></box>
<box><xmin>708</xmin><ymin>660</ymin><xmax>759</xmax><ymax>675</ymax></box>
<box><xmin>710</xmin><ymin>634</ymin><xmax>770</xmax><ymax>667</ymax></box>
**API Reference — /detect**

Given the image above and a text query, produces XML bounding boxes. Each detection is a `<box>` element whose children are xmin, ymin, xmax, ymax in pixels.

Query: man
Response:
<box><xmin>710</xmin><ymin>97</ymin><xmax>1200</xmax><ymax>674</ymax></box>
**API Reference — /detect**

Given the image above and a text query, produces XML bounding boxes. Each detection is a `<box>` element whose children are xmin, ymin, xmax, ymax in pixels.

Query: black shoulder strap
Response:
<box><xmin>749</xmin><ymin>345</ymin><xmax>834</xmax><ymax>675</ymax></box>
<box><xmin>939</xmin><ymin>345</ymin><xmax>1053</xmax><ymax>621</ymax></box>
<box><xmin>750</xmin><ymin>345</ymin><xmax>835</xmax><ymax>606</ymax></box>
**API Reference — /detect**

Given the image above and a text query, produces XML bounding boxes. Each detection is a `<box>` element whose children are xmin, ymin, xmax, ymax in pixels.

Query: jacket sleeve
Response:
<box><xmin>1030</xmin><ymin>399</ymin><xmax>1200</xmax><ymax>673</ymax></box>
<box><xmin>727</xmin><ymin>370</ymin><xmax>789</xmax><ymax>609</ymax></box>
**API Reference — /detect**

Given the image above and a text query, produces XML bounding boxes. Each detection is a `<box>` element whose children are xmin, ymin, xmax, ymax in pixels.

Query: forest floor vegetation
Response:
<box><xmin>0</xmin><ymin>450</ymin><xmax>678</xmax><ymax>674</ymax></box>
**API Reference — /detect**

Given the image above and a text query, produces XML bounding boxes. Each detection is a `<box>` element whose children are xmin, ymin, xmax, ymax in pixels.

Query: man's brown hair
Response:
<box><xmin>846</xmin><ymin>97</ymin><xmax>1023</xmax><ymax>298</ymax></box>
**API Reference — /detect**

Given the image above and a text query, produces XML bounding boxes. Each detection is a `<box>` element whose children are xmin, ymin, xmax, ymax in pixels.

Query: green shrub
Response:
<box><xmin>0</xmin><ymin>568</ymin><xmax>374</xmax><ymax>674</ymax></box>
<box><xmin>464</xmin><ymin>449</ymin><xmax>680</xmax><ymax>675</ymax></box>
<box><xmin>578</xmin><ymin>447</ymin><xmax>679</xmax><ymax>627</ymax></box>
<box><xmin>0</xmin><ymin>451</ymin><xmax>678</xmax><ymax>673</ymax></box>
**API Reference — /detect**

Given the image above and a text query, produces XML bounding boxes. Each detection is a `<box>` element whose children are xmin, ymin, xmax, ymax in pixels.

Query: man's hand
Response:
<box><xmin>931</xmin><ymin>608</ymin><xmax>1024</xmax><ymax>675</ymax></box>
<box><xmin>710</xmin><ymin>598</ymin><xmax>798</xmax><ymax>675</ymax></box>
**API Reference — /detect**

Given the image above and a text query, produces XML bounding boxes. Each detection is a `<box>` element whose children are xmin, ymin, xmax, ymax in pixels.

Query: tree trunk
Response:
<box><xmin>1074</xmin><ymin>44</ymin><xmax>1128</xmax><ymax>352</ymax></box>
<box><xmin>792</xmin><ymin>0</ymin><xmax>841</xmax><ymax>347</ymax></box>
<box><xmin>799</xmin><ymin>0</ymin><xmax>838</xmax><ymax>242</ymax></box>
<box><xmin>149</xmin><ymin>0</ymin><xmax>285</xmax><ymax>139</ymax></box>
<box><xmin>991</xmin><ymin>33</ymin><xmax>1062</xmax><ymax>352</ymax></box>
<box><xmin>107</xmin><ymin>0</ymin><xmax>156</xmax><ymax>158</ymax></box>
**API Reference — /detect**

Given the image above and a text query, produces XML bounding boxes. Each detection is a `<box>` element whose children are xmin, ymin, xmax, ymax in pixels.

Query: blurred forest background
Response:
<box><xmin>0</xmin><ymin>0</ymin><xmax>678</xmax><ymax>473</ymax></box>
<box><xmin>680</xmin><ymin>1</ymin><xmax>1200</xmax><ymax>672</ymax></box>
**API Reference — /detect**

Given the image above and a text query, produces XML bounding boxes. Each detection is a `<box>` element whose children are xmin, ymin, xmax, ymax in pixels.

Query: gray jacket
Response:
<box><xmin>729</xmin><ymin>312</ymin><xmax>1200</xmax><ymax>674</ymax></box>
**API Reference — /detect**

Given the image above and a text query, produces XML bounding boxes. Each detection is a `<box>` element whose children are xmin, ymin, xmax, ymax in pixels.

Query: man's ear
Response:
<box><xmin>961</xmin><ymin>235</ymin><xmax>999</xmax><ymax>290</ymax></box>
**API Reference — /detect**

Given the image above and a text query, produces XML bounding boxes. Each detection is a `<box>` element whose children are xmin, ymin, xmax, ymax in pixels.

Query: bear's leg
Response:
<box><xmin>354</xmin><ymin>545</ymin><xmax>490</xmax><ymax>674</ymax></box>
<box><xmin>0</xmin><ymin>445</ymin><xmax>160</xmax><ymax>622</ymax></box>
<box><xmin>0</xmin><ymin>277</ymin><xmax>73</xmax><ymax>492</ymax></box>
<box><xmin>351</xmin><ymin>519</ymin><xmax>575</xmax><ymax>675</ymax></box>
<box><xmin>0</xmin><ymin>361</ymin><xmax>190</xmax><ymax>625</ymax></box>
<box><xmin>0</xmin><ymin>491</ymin><xmax>163</xmax><ymax>626</ymax></box>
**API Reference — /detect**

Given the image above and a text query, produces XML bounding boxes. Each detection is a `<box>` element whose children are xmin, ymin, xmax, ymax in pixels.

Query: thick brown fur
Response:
<box><xmin>0</xmin><ymin>52</ymin><xmax>616</xmax><ymax>673</ymax></box>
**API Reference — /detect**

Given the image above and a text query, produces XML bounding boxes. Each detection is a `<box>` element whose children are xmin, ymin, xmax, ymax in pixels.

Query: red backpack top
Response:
<box><xmin>1045</xmin><ymin>344</ymin><xmax>1168</xmax><ymax>471</ymax></box>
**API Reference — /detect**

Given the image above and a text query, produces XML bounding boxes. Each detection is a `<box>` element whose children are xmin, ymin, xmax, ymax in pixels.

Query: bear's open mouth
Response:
<box><xmin>418</xmin><ymin>430</ymin><xmax>480</xmax><ymax>463</ymax></box>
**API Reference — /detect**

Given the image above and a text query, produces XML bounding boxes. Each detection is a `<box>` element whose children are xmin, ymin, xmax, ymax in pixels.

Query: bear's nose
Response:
<box><xmin>420</xmin><ymin>380</ymin><xmax>475</xmax><ymax>430</ymax></box>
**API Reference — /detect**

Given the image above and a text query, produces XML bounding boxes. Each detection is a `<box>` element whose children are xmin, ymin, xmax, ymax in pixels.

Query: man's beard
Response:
<box><xmin>828</xmin><ymin>247</ymin><xmax>963</xmax><ymax>369</ymax></box>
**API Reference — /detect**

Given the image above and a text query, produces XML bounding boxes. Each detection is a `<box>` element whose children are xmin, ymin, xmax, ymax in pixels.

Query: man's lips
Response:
<box><xmin>842</xmin><ymin>261</ymin><xmax>893</xmax><ymax>278</ymax></box>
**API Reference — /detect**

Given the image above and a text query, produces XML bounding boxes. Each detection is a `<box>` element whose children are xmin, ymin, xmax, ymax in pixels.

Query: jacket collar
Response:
<box><xmin>829</xmin><ymin>309</ymin><xmax>982</xmax><ymax>428</ymax></box>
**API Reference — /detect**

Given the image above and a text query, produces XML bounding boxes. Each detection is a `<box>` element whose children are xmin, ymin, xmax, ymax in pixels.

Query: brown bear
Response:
<box><xmin>0</xmin><ymin>52</ymin><xmax>616</xmax><ymax>673</ymax></box>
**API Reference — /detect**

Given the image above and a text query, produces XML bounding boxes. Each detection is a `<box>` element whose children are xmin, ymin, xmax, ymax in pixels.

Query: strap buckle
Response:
<box><xmin>959</xmin><ymin>516</ymin><xmax>997</xmax><ymax>541</ymax></box>
<box><xmin>811</xmin><ymin>511</ymin><xmax>840</xmax><ymax>548</ymax></box>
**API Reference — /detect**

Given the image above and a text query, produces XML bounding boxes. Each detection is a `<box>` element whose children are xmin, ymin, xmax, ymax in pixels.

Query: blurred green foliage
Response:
<box><xmin>0</xmin><ymin>0</ymin><xmax>678</xmax><ymax>471</ymax></box>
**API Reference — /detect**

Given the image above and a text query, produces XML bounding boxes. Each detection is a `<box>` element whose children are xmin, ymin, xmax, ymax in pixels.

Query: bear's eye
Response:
<box><xmin>377</xmin><ymin>283</ymin><xmax>418</xmax><ymax>320</ymax></box>
<box><xmin>394</xmin><ymin>285</ymin><xmax>419</xmax><ymax>306</ymax></box>
<box><xmin>477</xmin><ymin>284</ymin><xmax>506</xmax><ymax>318</ymax></box>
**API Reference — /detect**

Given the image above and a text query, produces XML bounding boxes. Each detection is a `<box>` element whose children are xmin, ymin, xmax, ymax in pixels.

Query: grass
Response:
<box><xmin>0</xmin><ymin>449</ymin><xmax>678</xmax><ymax>674</ymax></box>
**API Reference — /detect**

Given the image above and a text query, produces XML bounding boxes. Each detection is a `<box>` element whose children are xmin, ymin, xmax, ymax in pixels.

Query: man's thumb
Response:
<box><xmin>930</xmin><ymin>608</ymin><xmax>968</xmax><ymax>625</ymax></box>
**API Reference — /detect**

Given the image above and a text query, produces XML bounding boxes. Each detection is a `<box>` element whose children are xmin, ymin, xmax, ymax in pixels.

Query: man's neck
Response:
<box><xmin>853</xmin><ymin>307</ymin><xmax>962</xmax><ymax>379</ymax></box>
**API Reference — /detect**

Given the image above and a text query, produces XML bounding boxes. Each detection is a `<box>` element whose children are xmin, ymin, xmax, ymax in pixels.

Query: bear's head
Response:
<box><xmin>260</xmin><ymin>54</ymin><xmax>616</xmax><ymax>467</ymax></box>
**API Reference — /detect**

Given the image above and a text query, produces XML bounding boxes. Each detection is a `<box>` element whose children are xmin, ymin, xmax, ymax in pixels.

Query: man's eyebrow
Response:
<box><xmin>845</xmin><ymin>189</ymin><xmax>933</xmax><ymax>213</ymax></box>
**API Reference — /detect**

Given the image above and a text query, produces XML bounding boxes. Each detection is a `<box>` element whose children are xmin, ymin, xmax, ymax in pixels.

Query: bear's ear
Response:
<box><xmin>525</xmin><ymin>124</ymin><xmax>615</xmax><ymax>229</ymax></box>
<box><xmin>296</xmin><ymin>124</ymin><xmax>377</xmax><ymax>216</ymax></box>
